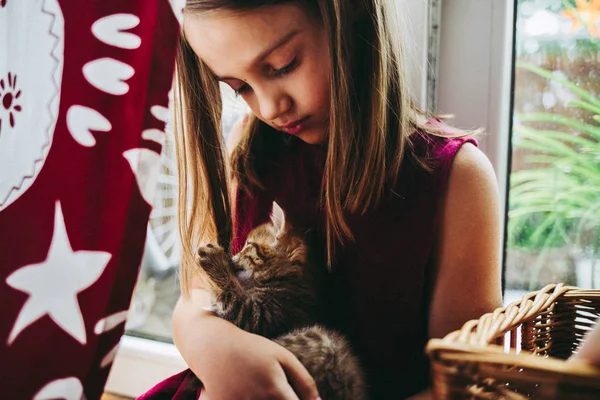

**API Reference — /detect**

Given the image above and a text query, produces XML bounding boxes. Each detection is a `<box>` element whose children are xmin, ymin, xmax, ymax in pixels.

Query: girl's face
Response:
<box><xmin>184</xmin><ymin>4</ymin><xmax>331</xmax><ymax>145</ymax></box>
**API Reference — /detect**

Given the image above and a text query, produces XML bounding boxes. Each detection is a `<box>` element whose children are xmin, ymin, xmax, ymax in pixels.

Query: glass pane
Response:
<box><xmin>506</xmin><ymin>0</ymin><xmax>600</xmax><ymax>298</ymax></box>
<box><xmin>125</xmin><ymin>84</ymin><xmax>249</xmax><ymax>342</ymax></box>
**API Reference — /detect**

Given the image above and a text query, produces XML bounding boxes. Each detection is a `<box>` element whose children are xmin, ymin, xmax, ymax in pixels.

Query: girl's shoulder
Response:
<box><xmin>400</xmin><ymin>121</ymin><xmax>480</xmax><ymax>193</ymax></box>
<box><xmin>410</xmin><ymin>120</ymin><xmax>479</xmax><ymax>166</ymax></box>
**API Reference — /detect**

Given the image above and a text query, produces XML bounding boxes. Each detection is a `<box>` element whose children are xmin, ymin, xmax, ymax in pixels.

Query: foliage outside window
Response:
<box><xmin>506</xmin><ymin>0</ymin><xmax>600</xmax><ymax>291</ymax></box>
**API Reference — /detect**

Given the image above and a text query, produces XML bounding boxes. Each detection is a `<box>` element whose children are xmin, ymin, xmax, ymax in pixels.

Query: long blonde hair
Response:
<box><xmin>175</xmin><ymin>0</ymin><xmax>441</xmax><ymax>296</ymax></box>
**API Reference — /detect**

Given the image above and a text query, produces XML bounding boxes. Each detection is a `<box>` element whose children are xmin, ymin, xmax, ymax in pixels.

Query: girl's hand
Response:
<box><xmin>200</xmin><ymin>327</ymin><xmax>320</xmax><ymax>400</ymax></box>
<box><xmin>173</xmin><ymin>283</ymin><xmax>319</xmax><ymax>400</ymax></box>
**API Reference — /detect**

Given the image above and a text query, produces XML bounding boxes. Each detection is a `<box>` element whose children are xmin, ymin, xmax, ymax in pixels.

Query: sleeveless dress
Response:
<box><xmin>139</xmin><ymin>127</ymin><xmax>477</xmax><ymax>400</ymax></box>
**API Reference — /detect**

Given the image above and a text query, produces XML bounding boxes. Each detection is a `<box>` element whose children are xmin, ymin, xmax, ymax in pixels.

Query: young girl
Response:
<box><xmin>147</xmin><ymin>1</ymin><xmax>503</xmax><ymax>399</ymax></box>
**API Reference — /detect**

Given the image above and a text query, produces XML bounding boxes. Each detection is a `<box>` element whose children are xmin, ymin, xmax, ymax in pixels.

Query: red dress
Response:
<box><xmin>141</xmin><ymin>128</ymin><xmax>476</xmax><ymax>399</ymax></box>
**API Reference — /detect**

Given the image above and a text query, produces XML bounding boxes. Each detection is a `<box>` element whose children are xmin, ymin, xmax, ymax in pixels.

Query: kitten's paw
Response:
<box><xmin>196</xmin><ymin>244</ymin><xmax>230</xmax><ymax>273</ymax></box>
<box><xmin>197</xmin><ymin>243</ymin><xmax>220</xmax><ymax>258</ymax></box>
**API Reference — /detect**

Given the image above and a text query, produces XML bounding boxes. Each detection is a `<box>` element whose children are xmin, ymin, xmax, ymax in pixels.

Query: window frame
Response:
<box><xmin>436</xmin><ymin>0</ymin><xmax>515</xmax><ymax>262</ymax></box>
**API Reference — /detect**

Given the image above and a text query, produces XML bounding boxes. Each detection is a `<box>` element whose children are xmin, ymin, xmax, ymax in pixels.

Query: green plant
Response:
<box><xmin>508</xmin><ymin>62</ymin><xmax>600</xmax><ymax>266</ymax></box>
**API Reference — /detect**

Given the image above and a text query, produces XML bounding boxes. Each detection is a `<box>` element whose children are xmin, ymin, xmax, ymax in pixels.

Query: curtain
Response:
<box><xmin>0</xmin><ymin>1</ymin><xmax>180</xmax><ymax>398</ymax></box>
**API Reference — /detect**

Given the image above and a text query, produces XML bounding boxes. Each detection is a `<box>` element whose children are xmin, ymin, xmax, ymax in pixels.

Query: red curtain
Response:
<box><xmin>0</xmin><ymin>1</ymin><xmax>179</xmax><ymax>398</ymax></box>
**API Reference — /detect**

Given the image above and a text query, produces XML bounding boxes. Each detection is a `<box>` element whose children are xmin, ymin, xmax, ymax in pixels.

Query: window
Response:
<box><xmin>437</xmin><ymin>0</ymin><xmax>600</xmax><ymax>306</ymax></box>
<box><xmin>506</xmin><ymin>0</ymin><xmax>600</xmax><ymax>296</ymax></box>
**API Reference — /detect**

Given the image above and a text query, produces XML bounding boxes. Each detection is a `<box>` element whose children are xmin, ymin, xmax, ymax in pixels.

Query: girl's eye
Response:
<box><xmin>273</xmin><ymin>58</ymin><xmax>298</xmax><ymax>77</ymax></box>
<box><xmin>232</xmin><ymin>58</ymin><xmax>298</xmax><ymax>97</ymax></box>
<box><xmin>234</xmin><ymin>84</ymin><xmax>251</xmax><ymax>97</ymax></box>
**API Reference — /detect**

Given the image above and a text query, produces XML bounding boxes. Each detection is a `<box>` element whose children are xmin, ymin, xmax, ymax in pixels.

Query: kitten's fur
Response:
<box><xmin>196</xmin><ymin>203</ymin><xmax>367</xmax><ymax>400</ymax></box>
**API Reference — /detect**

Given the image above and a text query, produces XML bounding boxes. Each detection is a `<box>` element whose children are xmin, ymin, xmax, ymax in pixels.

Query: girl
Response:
<box><xmin>154</xmin><ymin>1</ymin><xmax>503</xmax><ymax>399</ymax></box>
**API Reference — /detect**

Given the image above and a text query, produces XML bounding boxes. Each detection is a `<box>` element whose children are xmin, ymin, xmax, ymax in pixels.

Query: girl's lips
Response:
<box><xmin>281</xmin><ymin>117</ymin><xmax>308</xmax><ymax>135</ymax></box>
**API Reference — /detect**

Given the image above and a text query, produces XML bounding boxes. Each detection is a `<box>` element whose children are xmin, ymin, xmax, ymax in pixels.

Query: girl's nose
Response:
<box><xmin>257</xmin><ymin>86</ymin><xmax>292</xmax><ymax>122</ymax></box>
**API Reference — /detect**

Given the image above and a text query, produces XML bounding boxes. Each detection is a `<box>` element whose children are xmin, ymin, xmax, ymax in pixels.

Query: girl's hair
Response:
<box><xmin>175</xmin><ymin>0</ymin><xmax>447</xmax><ymax>296</ymax></box>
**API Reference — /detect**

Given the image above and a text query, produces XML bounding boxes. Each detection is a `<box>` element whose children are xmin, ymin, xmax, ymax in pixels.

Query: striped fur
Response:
<box><xmin>196</xmin><ymin>216</ymin><xmax>368</xmax><ymax>400</ymax></box>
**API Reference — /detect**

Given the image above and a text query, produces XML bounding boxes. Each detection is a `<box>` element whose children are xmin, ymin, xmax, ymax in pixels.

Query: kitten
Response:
<box><xmin>196</xmin><ymin>203</ymin><xmax>368</xmax><ymax>400</ymax></box>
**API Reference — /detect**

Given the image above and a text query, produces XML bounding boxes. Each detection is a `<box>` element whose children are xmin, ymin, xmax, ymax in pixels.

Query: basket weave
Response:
<box><xmin>426</xmin><ymin>284</ymin><xmax>600</xmax><ymax>399</ymax></box>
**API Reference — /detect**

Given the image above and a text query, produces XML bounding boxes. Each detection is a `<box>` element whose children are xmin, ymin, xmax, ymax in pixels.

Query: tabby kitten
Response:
<box><xmin>196</xmin><ymin>203</ymin><xmax>367</xmax><ymax>400</ymax></box>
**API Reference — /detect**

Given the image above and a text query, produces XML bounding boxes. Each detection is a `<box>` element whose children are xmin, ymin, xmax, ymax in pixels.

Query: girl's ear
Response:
<box><xmin>270</xmin><ymin>201</ymin><xmax>286</xmax><ymax>236</ymax></box>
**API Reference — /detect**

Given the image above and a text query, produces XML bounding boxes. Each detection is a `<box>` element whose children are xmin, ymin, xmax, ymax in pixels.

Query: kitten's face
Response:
<box><xmin>196</xmin><ymin>203</ymin><xmax>309</xmax><ymax>284</ymax></box>
<box><xmin>233</xmin><ymin>221</ymin><xmax>308</xmax><ymax>282</ymax></box>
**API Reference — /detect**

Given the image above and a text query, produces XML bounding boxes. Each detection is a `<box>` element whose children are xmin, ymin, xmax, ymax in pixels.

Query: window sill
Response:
<box><xmin>104</xmin><ymin>335</ymin><xmax>188</xmax><ymax>398</ymax></box>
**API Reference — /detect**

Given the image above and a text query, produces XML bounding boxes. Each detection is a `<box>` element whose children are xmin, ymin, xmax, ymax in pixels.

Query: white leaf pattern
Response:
<box><xmin>150</xmin><ymin>105</ymin><xmax>168</xmax><ymax>122</ymax></box>
<box><xmin>82</xmin><ymin>57</ymin><xmax>134</xmax><ymax>95</ymax></box>
<box><xmin>100</xmin><ymin>343</ymin><xmax>119</xmax><ymax>368</ymax></box>
<box><xmin>142</xmin><ymin>128</ymin><xmax>165</xmax><ymax>146</ymax></box>
<box><xmin>94</xmin><ymin>310</ymin><xmax>128</xmax><ymax>334</ymax></box>
<box><xmin>168</xmin><ymin>0</ymin><xmax>185</xmax><ymax>24</ymax></box>
<box><xmin>67</xmin><ymin>105</ymin><xmax>111</xmax><ymax>147</ymax></box>
<box><xmin>123</xmin><ymin>148</ymin><xmax>161</xmax><ymax>205</ymax></box>
<box><xmin>33</xmin><ymin>377</ymin><xmax>86</xmax><ymax>400</ymax></box>
<box><xmin>91</xmin><ymin>14</ymin><xmax>141</xmax><ymax>49</ymax></box>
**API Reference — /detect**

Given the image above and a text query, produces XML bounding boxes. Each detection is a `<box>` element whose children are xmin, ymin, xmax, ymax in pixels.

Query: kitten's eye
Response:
<box><xmin>246</xmin><ymin>242</ymin><xmax>266</xmax><ymax>261</ymax></box>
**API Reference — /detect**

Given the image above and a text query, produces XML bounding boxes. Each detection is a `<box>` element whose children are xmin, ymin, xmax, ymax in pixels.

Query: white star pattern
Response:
<box><xmin>6</xmin><ymin>201</ymin><xmax>111</xmax><ymax>345</ymax></box>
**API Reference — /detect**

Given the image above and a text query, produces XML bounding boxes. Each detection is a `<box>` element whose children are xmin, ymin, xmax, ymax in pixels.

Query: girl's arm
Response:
<box><xmin>171</xmin><ymin>287</ymin><xmax>320</xmax><ymax>400</ymax></box>
<box><xmin>428</xmin><ymin>143</ymin><xmax>503</xmax><ymax>339</ymax></box>
<box><xmin>409</xmin><ymin>143</ymin><xmax>502</xmax><ymax>400</ymax></box>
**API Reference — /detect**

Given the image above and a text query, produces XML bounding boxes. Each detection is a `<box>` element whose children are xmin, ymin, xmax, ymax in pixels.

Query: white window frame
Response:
<box><xmin>105</xmin><ymin>1</ymin><xmax>516</xmax><ymax>396</ymax></box>
<box><xmin>437</xmin><ymin>0</ymin><xmax>515</xmax><ymax>222</ymax></box>
<box><xmin>402</xmin><ymin>0</ymin><xmax>433</xmax><ymax>111</ymax></box>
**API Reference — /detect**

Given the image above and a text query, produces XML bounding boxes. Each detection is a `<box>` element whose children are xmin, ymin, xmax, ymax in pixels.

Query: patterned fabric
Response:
<box><xmin>0</xmin><ymin>1</ymin><xmax>179</xmax><ymax>398</ymax></box>
<box><xmin>142</xmin><ymin>128</ymin><xmax>477</xmax><ymax>399</ymax></box>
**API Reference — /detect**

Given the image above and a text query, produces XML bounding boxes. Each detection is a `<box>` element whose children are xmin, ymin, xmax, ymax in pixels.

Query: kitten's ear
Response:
<box><xmin>270</xmin><ymin>201</ymin><xmax>286</xmax><ymax>236</ymax></box>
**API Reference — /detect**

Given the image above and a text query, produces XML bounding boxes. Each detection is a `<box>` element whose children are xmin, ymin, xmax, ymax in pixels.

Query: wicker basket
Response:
<box><xmin>426</xmin><ymin>284</ymin><xmax>600</xmax><ymax>399</ymax></box>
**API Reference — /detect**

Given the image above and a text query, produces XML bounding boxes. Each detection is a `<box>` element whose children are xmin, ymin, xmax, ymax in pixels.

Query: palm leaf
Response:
<box><xmin>516</xmin><ymin>62</ymin><xmax>600</xmax><ymax>109</ymax></box>
<box><xmin>567</xmin><ymin>100</ymin><xmax>600</xmax><ymax>116</ymax></box>
<box><xmin>519</xmin><ymin>113</ymin><xmax>600</xmax><ymax>141</ymax></box>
